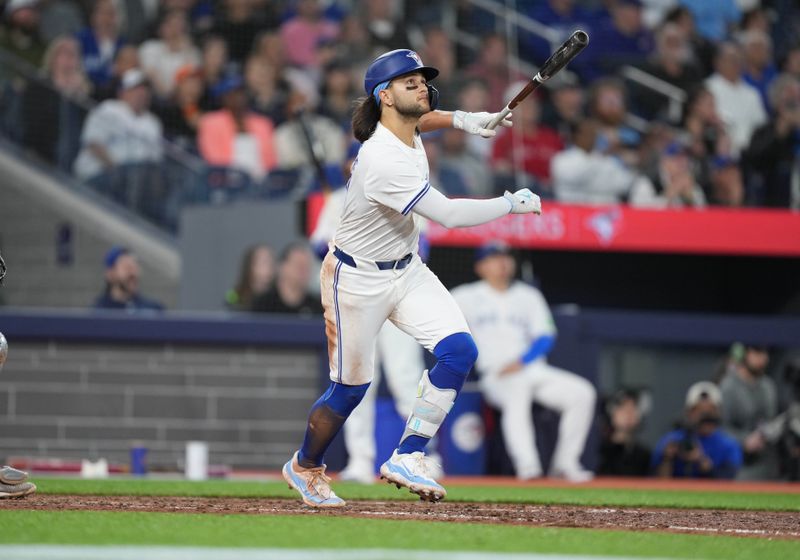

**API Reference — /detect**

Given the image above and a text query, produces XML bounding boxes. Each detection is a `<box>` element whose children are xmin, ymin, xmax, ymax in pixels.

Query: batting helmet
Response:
<box><xmin>364</xmin><ymin>49</ymin><xmax>440</xmax><ymax>110</ymax></box>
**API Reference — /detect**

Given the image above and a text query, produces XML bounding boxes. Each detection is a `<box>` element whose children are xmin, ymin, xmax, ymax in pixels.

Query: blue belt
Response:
<box><xmin>334</xmin><ymin>246</ymin><xmax>413</xmax><ymax>270</ymax></box>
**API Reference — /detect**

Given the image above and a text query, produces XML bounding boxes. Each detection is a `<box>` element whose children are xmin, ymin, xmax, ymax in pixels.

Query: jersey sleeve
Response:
<box><xmin>526</xmin><ymin>287</ymin><xmax>557</xmax><ymax>339</ymax></box>
<box><xmin>363</xmin><ymin>151</ymin><xmax>429</xmax><ymax>216</ymax></box>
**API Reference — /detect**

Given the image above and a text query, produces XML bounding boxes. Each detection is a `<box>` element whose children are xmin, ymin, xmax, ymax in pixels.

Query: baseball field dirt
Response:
<box><xmin>4</xmin><ymin>493</ymin><xmax>798</xmax><ymax>540</ymax></box>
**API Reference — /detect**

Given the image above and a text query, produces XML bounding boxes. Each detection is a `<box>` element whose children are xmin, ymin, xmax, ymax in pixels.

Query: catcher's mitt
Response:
<box><xmin>0</xmin><ymin>466</ymin><xmax>36</xmax><ymax>499</ymax></box>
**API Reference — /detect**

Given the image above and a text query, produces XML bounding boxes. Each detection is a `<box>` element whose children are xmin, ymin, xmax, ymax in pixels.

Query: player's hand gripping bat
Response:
<box><xmin>486</xmin><ymin>30</ymin><xmax>589</xmax><ymax>131</ymax></box>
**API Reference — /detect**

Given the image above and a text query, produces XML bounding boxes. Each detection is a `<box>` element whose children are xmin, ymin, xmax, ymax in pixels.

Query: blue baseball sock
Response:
<box><xmin>298</xmin><ymin>381</ymin><xmax>370</xmax><ymax>468</ymax></box>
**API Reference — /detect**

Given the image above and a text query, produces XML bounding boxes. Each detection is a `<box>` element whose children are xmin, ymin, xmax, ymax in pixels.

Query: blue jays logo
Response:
<box><xmin>585</xmin><ymin>207</ymin><xmax>622</xmax><ymax>245</ymax></box>
<box><xmin>407</xmin><ymin>51</ymin><xmax>423</xmax><ymax>65</ymax></box>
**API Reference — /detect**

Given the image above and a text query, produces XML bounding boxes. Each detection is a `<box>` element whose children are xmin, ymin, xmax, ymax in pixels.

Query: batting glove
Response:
<box><xmin>503</xmin><ymin>189</ymin><xmax>542</xmax><ymax>215</ymax></box>
<box><xmin>453</xmin><ymin>110</ymin><xmax>513</xmax><ymax>138</ymax></box>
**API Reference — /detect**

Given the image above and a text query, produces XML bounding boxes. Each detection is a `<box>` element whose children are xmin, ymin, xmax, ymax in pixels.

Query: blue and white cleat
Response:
<box><xmin>380</xmin><ymin>450</ymin><xmax>446</xmax><ymax>502</ymax></box>
<box><xmin>282</xmin><ymin>451</ymin><xmax>346</xmax><ymax>508</ymax></box>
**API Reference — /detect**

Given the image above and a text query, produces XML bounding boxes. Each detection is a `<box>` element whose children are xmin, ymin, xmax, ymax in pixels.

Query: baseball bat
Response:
<box><xmin>486</xmin><ymin>30</ymin><xmax>589</xmax><ymax>130</ymax></box>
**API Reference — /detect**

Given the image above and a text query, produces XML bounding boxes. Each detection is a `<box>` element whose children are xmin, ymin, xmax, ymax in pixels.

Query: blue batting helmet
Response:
<box><xmin>364</xmin><ymin>49</ymin><xmax>440</xmax><ymax>109</ymax></box>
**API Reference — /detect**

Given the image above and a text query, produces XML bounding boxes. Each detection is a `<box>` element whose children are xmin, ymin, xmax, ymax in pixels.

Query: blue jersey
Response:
<box><xmin>651</xmin><ymin>428</ymin><xmax>742</xmax><ymax>479</ymax></box>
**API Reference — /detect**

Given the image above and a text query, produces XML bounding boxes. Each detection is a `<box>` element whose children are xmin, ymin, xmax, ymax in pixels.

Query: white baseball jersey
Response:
<box><xmin>451</xmin><ymin>281</ymin><xmax>556</xmax><ymax>376</ymax></box>
<box><xmin>334</xmin><ymin>122</ymin><xmax>430</xmax><ymax>261</ymax></box>
<box><xmin>452</xmin><ymin>279</ymin><xmax>595</xmax><ymax>479</ymax></box>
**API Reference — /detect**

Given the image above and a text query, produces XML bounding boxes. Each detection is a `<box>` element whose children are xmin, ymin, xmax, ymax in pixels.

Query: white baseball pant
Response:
<box><xmin>481</xmin><ymin>363</ymin><xmax>596</xmax><ymax>479</ymax></box>
<box><xmin>320</xmin><ymin>250</ymin><xmax>470</xmax><ymax>386</ymax></box>
<box><xmin>342</xmin><ymin>321</ymin><xmax>424</xmax><ymax>473</ymax></box>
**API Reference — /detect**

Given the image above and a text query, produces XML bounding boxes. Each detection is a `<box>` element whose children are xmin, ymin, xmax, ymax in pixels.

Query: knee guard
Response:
<box><xmin>321</xmin><ymin>381</ymin><xmax>370</xmax><ymax>417</ymax></box>
<box><xmin>401</xmin><ymin>369</ymin><xmax>456</xmax><ymax>440</ymax></box>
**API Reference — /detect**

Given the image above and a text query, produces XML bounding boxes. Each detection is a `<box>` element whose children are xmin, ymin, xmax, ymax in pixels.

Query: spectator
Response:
<box><xmin>22</xmin><ymin>35</ymin><xmax>90</xmax><ymax>169</ymax></box>
<box><xmin>633</xmin><ymin>21</ymin><xmax>704</xmax><ymax>120</ymax></box>
<box><xmin>154</xmin><ymin>64</ymin><xmax>205</xmax><ymax>148</ymax></box>
<box><xmin>629</xmin><ymin>141</ymin><xmax>706</xmax><ymax>207</ymax></box>
<box><xmin>678</xmin><ymin>0</ymin><xmax>740</xmax><ymax>42</ymax></box>
<box><xmin>719</xmin><ymin>343</ymin><xmax>780</xmax><ymax>480</ymax></box>
<box><xmin>464</xmin><ymin>34</ymin><xmax>525</xmax><ymax>114</ymax></box>
<box><xmin>334</xmin><ymin>14</ymin><xmax>373</xmax><ymax>68</ymax></box>
<box><xmin>93</xmin><ymin>246</ymin><xmax>164</xmax><ymax>311</ymax></box>
<box><xmin>362</xmin><ymin>0</ymin><xmax>412</xmax><ymax>53</ymax></box>
<box><xmin>663</xmin><ymin>5</ymin><xmax>715</xmax><ymax>75</ymax></box>
<box><xmin>652</xmin><ymin>381</ymin><xmax>742</xmax><ymax>479</ymax></box>
<box><xmin>38</xmin><ymin>0</ymin><xmax>85</xmax><ymax>44</ymax></box>
<box><xmin>318</xmin><ymin>60</ymin><xmax>357</xmax><ymax>130</ymax></box>
<box><xmin>244</xmin><ymin>54</ymin><xmax>289</xmax><ymax>124</ymax></box>
<box><xmin>199</xmin><ymin>35</ymin><xmax>229</xmax><ymax>108</ymax></box>
<box><xmin>454</xmin><ymin>78</ymin><xmax>494</xmax><ymax>163</ymax></box>
<box><xmin>0</xmin><ymin>0</ymin><xmax>47</xmax><ymax>67</ymax></box>
<box><xmin>540</xmin><ymin>75</ymin><xmax>586</xmax><ymax>141</ymax></box>
<box><xmin>588</xmin><ymin>78</ymin><xmax>641</xmax><ymax>168</ymax></box>
<box><xmin>639</xmin><ymin>0</ymin><xmax>679</xmax><ymax>29</ymax></box>
<box><xmin>74</xmin><ymin>68</ymin><xmax>162</xmax><ymax>181</ymax></box>
<box><xmin>279</xmin><ymin>0</ymin><xmax>339</xmax><ymax>70</ymax></box>
<box><xmin>419</xmin><ymin>27</ymin><xmax>457</xmax><ymax>107</ymax></box>
<box><xmin>682</xmin><ymin>86</ymin><xmax>734</xmax><ymax>172</ymax></box>
<box><xmin>274</xmin><ymin>86</ymin><xmax>346</xmax><ymax>176</ymax></box>
<box><xmin>251</xmin><ymin>242</ymin><xmax>322</xmax><ymax>316</ymax></box>
<box><xmin>225</xmin><ymin>244</ymin><xmax>275</xmax><ymax>311</ymax></box>
<box><xmin>452</xmin><ymin>242</ymin><xmax>596</xmax><ymax>482</ymax></box>
<box><xmin>438</xmin><ymin>128</ymin><xmax>493</xmax><ymax>197</ymax></box>
<box><xmin>138</xmin><ymin>9</ymin><xmax>201</xmax><ymax>99</ymax></box>
<box><xmin>92</xmin><ymin>43</ymin><xmax>139</xmax><ymax>101</ymax></box>
<box><xmin>112</xmin><ymin>0</ymin><xmax>159</xmax><ymax>44</ymax></box>
<box><xmin>744</xmin><ymin>74</ymin><xmax>800</xmax><ymax>208</ymax></box>
<box><xmin>491</xmin><ymin>83</ymin><xmax>564</xmax><ymax>197</ymax></box>
<box><xmin>740</xmin><ymin>30</ymin><xmax>778</xmax><ymax>113</ymax></box>
<box><xmin>586</xmin><ymin>0</ymin><xmax>655</xmax><ymax>81</ymax></box>
<box><xmin>551</xmin><ymin>119</ymin><xmax>641</xmax><ymax>204</ymax></box>
<box><xmin>597</xmin><ymin>389</ymin><xmax>651</xmax><ymax>476</ymax></box>
<box><xmin>781</xmin><ymin>45</ymin><xmax>800</xmax><ymax>81</ymax></box>
<box><xmin>705</xmin><ymin>42</ymin><xmax>768</xmax><ymax>155</ymax></box>
<box><xmin>197</xmin><ymin>76</ymin><xmax>277</xmax><ymax>182</ymax></box>
<box><xmin>76</xmin><ymin>0</ymin><xmax>125</xmax><ymax>91</ymax></box>
<box><xmin>707</xmin><ymin>155</ymin><xmax>745</xmax><ymax>206</ymax></box>
<box><xmin>211</xmin><ymin>0</ymin><xmax>278</xmax><ymax>64</ymax></box>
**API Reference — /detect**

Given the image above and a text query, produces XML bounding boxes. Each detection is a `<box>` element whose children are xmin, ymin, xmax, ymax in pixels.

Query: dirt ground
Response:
<box><xmin>3</xmin><ymin>493</ymin><xmax>799</xmax><ymax>540</ymax></box>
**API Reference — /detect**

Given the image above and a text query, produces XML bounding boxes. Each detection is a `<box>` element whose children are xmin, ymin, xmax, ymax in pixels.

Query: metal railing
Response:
<box><xmin>621</xmin><ymin>65</ymin><xmax>688</xmax><ymax>123</ymax></box>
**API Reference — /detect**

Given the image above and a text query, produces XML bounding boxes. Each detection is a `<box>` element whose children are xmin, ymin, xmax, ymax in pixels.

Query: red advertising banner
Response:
<box><xmin>306</xmin><ymin>194</ymin><xmax>800</xmax><ymax>257</ymax></box>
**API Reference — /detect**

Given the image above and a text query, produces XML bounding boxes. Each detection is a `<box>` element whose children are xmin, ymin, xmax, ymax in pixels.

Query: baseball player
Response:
<box><xmin>310</xmin><ymin>155</ymin><xmax>438</xmax><ymax>484</ymax></box>
<box><xmin>282</xmin><ymin>48</ymin><xmax>541</xmax><ymax>507</ymax></box>
<box><xmin>452</xmin><ymin>242</ymin><xmax>596</xmax><ymax>482</ymax></box>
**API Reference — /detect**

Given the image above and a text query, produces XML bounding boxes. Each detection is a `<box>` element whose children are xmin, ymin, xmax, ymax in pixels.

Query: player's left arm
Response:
<box><xmin>419</xmin><ymin>110</ymin><xmax>513</xmax><ymax>138</ymax></box>
<box><xmin>499</xmin><ymin>289</ymin><xmax>557</xmax><ymax>375</ymax></box>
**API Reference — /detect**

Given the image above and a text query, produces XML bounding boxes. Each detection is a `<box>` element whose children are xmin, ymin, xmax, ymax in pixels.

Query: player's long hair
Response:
<box><xmin>352</xmin><ymin>95</ymin><xmax>381</xmax><ymax>143</ymax></box>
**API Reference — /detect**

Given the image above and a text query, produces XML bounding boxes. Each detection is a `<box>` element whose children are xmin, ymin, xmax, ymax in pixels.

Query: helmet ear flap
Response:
<box><xmin>428</xmin><ymin>84</ymin><xmax>439</xmax><ymax>111</ymax></box>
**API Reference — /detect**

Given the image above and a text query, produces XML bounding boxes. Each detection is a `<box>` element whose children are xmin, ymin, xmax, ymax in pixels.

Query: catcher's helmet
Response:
<box><xmin>364</xmin><ymin>49</ymin><xmax>440</xmax><ymax>109</ymax></box>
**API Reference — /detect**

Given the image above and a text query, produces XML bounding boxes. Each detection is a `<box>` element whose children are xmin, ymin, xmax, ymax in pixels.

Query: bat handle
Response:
<box><xmin>486</xmin><ymin>106</ymin><xmax>512</xmax><ymax>131</ymax></box>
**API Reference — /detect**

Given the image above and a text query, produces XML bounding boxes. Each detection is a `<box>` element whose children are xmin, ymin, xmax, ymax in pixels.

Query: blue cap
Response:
<box><xmin>212</xmin><ymin>75</ymin><xmax>245</xmax><ymax>99</ymax></box>
<box><xmin>663</xmin><ymin>141</ymin><xmax>686</xmax><ymax>157</ymax></box>
<box><xmin>711</xmin><ymin>155</ymin><xmax>738</xmax><ymax>170</ymax></box>
<box><xmin>104</xmin><ymin>246</ymin><xmax>129</xmax><ymax>269</ymax></box>
<box><xmin>474</xmin><ymin>241</ymin><xmax>511</xmax><ymax>262</ymax></box>
<box><xmin>364</xmin><ymin>49</ymin><xmax>439</xmax><ymax>96</ymax></box>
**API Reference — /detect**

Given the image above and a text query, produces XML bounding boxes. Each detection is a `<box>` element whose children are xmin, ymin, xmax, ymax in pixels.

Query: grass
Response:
<box><xmin>2</xmin><ymin>510</ymin><xmax>799</xmax><ymax>559</ymax></box>
<box><xmin>35</xmin><ymin>477</ymin><xmax>800</xmax><ymax>511</ymax></box>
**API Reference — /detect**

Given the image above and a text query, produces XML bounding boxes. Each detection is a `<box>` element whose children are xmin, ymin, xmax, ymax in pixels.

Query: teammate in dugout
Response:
<box><xmin>452</xmin><ymin>242</ymin><xmax>597</xmax><ymax>482</ymax></box>
<box><xmin>282</xmin><ymin>49</ymin><xmax>542</xmax><ymax>507</ymax></box>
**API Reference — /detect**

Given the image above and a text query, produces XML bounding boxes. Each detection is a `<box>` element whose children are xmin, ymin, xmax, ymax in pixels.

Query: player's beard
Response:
<box><xmin>395</xmin><ymin>97</ymin><xmax>429</xmax><ymax>119</ymax></box>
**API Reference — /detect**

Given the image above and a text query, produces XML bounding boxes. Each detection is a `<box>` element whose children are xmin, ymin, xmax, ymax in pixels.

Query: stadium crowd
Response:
<box><xmin>0</xmin><ymin>0</ymin><xmax>799</xmax><ymax>230</ymax></box>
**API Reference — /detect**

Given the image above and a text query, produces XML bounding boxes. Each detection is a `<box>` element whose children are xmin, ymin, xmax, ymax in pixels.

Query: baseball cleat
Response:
<box><xmin>380</xmin><ymin>450</ymin><xmax>446</xmax><ymax>502</ymax></box>
<box><xmin>0</xmin><ymin>465</ymin><xmax>29</xmax><ymax>485</ymax></box>
<box><xmin>0</xmin><ymin>481</ymin><xmax>36</xmax><ymax>499</ymax></box>
<box><xmin>282</xmin><ymin>451</ymin><xmax>346</xmax><ymax>508</ymax></box>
